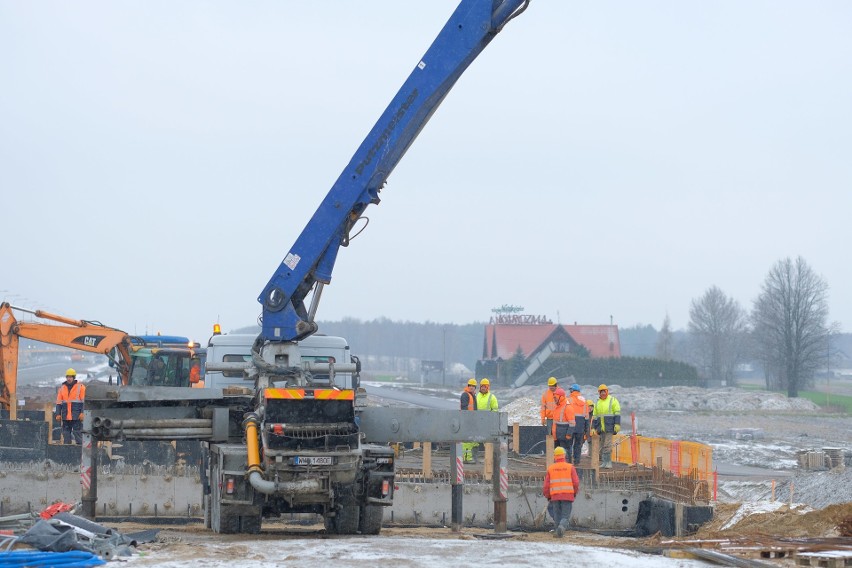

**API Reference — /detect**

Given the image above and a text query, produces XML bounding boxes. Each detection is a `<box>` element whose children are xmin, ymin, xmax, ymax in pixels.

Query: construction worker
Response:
<box><xmin>475</xmin><ymin>378</ymin><xmax>498</xmax><ymax>411</ymax></box>
<box><xmin>461</xmin><ymin>379</ymin><xmax>478</xmax><ymax>463</ymax></box>
<box><xmin>551</xmin><ymin>388</ymin><xmax>572</xmax><ymax>452</ymax></box>
<box><xmin>566</xmin><ymin>383</ymin><xmax>587</xmax><ymax>465</ymax></box>
<box><xmin>591</xmin><ymin>384</ymin><xmax>621</xmax><ymax>469</ymax></box>
<box><xmin>540</xmin><ymin>377</ymin><xmax>559</xmax><ymax>430</ymax></box>
<box><xmin>472</xmin><ymin>378</ymin><xmax>497</xmax><ymax>463</ymax></box>
<box><xmin>55</xmin><ymin>368</ymin><xmax>85</xmax><ymax>445</ymax></box>
<box><xmin>147</xmin><ymin>355</ymin><xmax>166</xmax><ymax>385</ymax></box>
<box><xmin>543</xmin><ymin>446</ymin><xmax>580</xmax><ymax>538</ymax></box>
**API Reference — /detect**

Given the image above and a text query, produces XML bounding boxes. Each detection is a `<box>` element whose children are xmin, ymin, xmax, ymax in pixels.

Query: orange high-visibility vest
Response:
<box><xmin>551</xmin><ymin>399</ymin><xmax>573</xmax><ymax>437</ymax></box>
<box><xmin>540</xmin><ymin>388</ymin><xmax>557</xmax><ymax>421</ymax></box>
<box><xmin>460</xmin><ymin>388</ymin><xmax>476</xmax><ymax>410</ymax></box>
<box><xmin>56</xmin><ymin>382</ymin><xmax>86</xmax><ymax>420</ymax></box>
<box><xmin>544</xmin><ymin>460</ymin><xmax>577</xmax><ymax>500</ymax></box>
<box><xmin>568</xmin><ymin>391</ymin><xmax>587</xmax><ymax>420</ymax></box>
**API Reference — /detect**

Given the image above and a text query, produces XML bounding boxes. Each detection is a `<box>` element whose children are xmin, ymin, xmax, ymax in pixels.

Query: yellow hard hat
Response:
<box><xmin>547</xmin><ymin>377</ymin><xmax>557</xmax><ymax>387</ymax></box>
<box><xmin>554</xmin><ymin>447</ymin><xmax>566</xmax><ymax>456</ymax></box>
<box><xmin>480</xmin><ymin>378</ymin><xmax>490</xmax><ymax>386</ymax></box>
<box><xmin>65</xmin><ymin>368</ymin><xmax>77</xmax><ymax>377</ymax></box>
<box><xmin>598</xmin><ymin>384</ymin><xmax>608</xmax><ymax>392</ymax></box>
<box><xmin>467</xmin><ymin>378</ymin><xmax>477</xmax><ymax>387</ymax></box>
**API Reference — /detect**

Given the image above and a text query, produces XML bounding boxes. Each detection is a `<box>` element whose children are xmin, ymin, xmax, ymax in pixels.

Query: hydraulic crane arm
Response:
<box><xmin>0</xmin><ymin>302</ymin><xmax>133</xmax><ymax>418</ymax></box>
<box><xmin>259</xmin><ymin>0</ymin><xmax>530</xmax><ymax>342</ymax></box>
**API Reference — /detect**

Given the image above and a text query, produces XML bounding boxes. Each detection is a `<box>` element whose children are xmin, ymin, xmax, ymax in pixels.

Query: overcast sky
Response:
<box><xmin>2</xmin><ymin>1</ymin><xmax>851</xmax><ymax>344</ymax></box>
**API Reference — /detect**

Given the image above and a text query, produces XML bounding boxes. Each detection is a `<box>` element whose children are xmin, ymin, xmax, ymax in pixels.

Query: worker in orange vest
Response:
<box><xmin>565</xmin><ymin>383</ymin><xmax>587</xmax><ymax>465</ymax></box>
<box><xmin>540</xmin><ymin>377</ymin><xmax>558</xmax><ymax>429</ymax></box>
<box><xmin>550</xmin><ymin>388</ymin><xmax>572</xmax><ymax>452</ymax></box>
<box><xmin>543</xmin><ymin>446</ymin><xmax>580</xmax><ymax>538</ymax></box>
<box><xmin>55</xmin><ymin>368</ymin><xmax>86</xmax><ymax>445</ymax></box>
<box><xmin>460</xmin><ymin>379</ymin><xmax>478</xmax><ymax>463</ymax></box>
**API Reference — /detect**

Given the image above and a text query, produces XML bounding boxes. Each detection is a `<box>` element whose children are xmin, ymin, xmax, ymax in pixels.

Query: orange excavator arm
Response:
<box><xmin>0</xmin><ymin>302</ymin><xmax>133</xmax><ymax>419</ymax></box>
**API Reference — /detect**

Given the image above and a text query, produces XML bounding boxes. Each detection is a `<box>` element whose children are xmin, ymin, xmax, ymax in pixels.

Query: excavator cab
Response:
<box><xmin>128</xmin><ymin>348</ymin><xmax>195</xmax><ymax>387</ymax></box>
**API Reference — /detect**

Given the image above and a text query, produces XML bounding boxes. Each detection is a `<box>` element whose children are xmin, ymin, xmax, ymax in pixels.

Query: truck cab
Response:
<box><xmin>204</xmin><ymin>333</ymin><xmax>360</xmax><ymax>390</ymax></box>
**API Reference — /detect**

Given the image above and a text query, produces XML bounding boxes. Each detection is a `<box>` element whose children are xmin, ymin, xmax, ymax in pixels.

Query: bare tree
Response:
<box><xmin>751</xmin><ymin>257</ymin><xmax>829</xmax><ymax>397</ymax></box>
<box><xmin>656</xmin><ymin>314</ymin><xmax>673</xmax><ymax>361</ymax></box>
<box><xmin>688</xmin><ymin>286</ymin><xmax>748</xmax><ymax>386</ymax></box>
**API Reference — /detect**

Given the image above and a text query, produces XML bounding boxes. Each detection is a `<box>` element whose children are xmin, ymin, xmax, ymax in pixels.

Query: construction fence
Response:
<box><xmin>611</xmin><ymin>431</ymin><xmax>715</xmax><ymax>504</ymax></box>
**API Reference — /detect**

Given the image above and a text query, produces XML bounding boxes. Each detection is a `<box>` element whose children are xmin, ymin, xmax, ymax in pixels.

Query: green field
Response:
<box><xmin>736</xmin><ymin>383</ymin><xmax>851</xmax><ymax>413</ymax></box>
<box><xmin>797</xmin><ymin>390</ymin><xmax>852</xmax><ymax>414</ymax></box>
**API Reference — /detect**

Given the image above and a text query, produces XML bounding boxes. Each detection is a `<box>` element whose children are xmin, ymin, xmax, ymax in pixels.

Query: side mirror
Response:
<box><xmin>189</xmin><ymin>357</ymin><xmax>202</xmax><ymax>384</ymax></box>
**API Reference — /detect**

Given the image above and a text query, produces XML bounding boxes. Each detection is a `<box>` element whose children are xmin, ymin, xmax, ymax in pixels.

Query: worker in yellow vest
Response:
<box><xmin>475</xmin><ymin>378</ymin><xmax>498</xmax><ymax>411</ymax></box>
<box><xmin>461</xmin><ymin>379</ymin><xmax>478</xmax><ymax>463</ymax></box>
<box><xmin>591</xmin><ymin>384</ymin><xmax>621</xmax><ymax>469</ymax></box>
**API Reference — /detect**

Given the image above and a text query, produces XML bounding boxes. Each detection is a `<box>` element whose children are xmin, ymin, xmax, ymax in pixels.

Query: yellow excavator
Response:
<box><xmin>0</xmin><ymin>302</ymin><xmax>200</xmax><ymax>419</ymax></box>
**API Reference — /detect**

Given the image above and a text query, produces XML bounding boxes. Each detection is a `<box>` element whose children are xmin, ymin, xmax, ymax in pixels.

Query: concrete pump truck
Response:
<box><xmin>85</xmin><ymin>0</ymin><xmax>528</xmax><ymax>535</ymax></box>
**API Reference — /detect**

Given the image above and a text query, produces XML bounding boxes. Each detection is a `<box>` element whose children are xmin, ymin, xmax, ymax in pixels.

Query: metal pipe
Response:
<box><xmin>107</xmin><ymin>419</ymin><xmax>210</xmax><ymax>429</ymax></box>
<box><xmin>111</xmin><ymin>428</ymin><xmax>213</xmax><ymax>437</ymax></box>
<box><xmin>302</xmin><ymin>362</ymin><xmax>358</xmax><ymax>374</ymax></box>
<box><xmin>205</xmin><ymin>362</ymin><xmax>252</xmax><ymax>373</ymax></box>
<box><xmin>114</xmin><ymin>433</ymin><xmax>213</xmax><ymax>440</ymax></box>
<box><xmin>248</xmin><ymin>471</ymin><xmax>321</xmax><ymax>495</ymax></box>
<box><xmin>307</xmin><ymin>282</ymin><xmax>324</xmax><ymax>322</ymax></box>
<box><xmin>242</xmin><ymin>412</ymin><xmax>322</xmax><ymax>494</ymax></box>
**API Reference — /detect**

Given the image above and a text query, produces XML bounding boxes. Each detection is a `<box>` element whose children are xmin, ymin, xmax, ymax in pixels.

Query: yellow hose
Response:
<box><xmin>245</xmin><ymin>415</ymin><xmax>263</xmax><ymax>475</ymax></box>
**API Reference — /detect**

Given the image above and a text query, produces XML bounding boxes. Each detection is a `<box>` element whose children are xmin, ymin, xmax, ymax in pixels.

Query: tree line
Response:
<box><xmin>233</xmin><ymin>256</ymin><xmax>840</xmax><ymax>397</ymax></box>
<box><xmin>662</xmin><ymin>256</ymin><xmax>837</xmax><ymax>398</ymax></box>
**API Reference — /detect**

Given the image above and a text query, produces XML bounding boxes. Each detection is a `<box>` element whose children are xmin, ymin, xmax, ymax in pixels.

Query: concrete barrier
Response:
<box><xmin>0</xmin><ymin>465</ymin><xmax>202</xmax><ymax>518</ymax></box>
<box><xmin>389</xmin><ymin>481</ymin><xmax>649</xmax><ymax>530</ymax></box>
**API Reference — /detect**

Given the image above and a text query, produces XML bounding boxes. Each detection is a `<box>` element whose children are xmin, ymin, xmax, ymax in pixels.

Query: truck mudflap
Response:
<box><xmin>361</xmin><ymin>468</ymin><xmax>393</xmax><ymax>505</ymax></box>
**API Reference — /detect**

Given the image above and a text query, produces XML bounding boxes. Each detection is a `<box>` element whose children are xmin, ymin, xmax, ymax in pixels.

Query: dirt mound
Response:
<box><xmin>695</xmin><ymin>501</ymin><xmax>852</xmax><ymax>539</ymax></box>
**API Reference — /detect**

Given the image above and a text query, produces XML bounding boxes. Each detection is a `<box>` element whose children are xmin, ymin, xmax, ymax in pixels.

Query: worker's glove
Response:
<box><xmin>614</xmin><ymin>425</ymin><xmax>621</xmax><ymax>434</ymax></box>
<box><xmin>77</xmin><ymin>413</ymin><xmax>84</xmax><ymax>421</ymax></box>
<box><xmin>590</xmin><ymin>429</ymin><xmax>598</xmax><ymax>437</ymax></box>
<box><xmin>541</xmin><ymin>419</ymin><xmax>546</xmax><ymax>426</ymax></box>
<box><xmin>55</xmin><ymin>415</ymin><xmax>62</xmax><ymax>422</ymax></box>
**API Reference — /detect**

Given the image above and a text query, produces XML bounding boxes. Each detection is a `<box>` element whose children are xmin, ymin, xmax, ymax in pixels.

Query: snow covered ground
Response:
<box><xmin>124</xmin><ymin>530</ymin><xmax>709</xmax><ymax>568</ymax></box>
<box><xmin>499</xmin><ymin>384</ymin><xmax>852</xmax><ymax>508</ymax></box>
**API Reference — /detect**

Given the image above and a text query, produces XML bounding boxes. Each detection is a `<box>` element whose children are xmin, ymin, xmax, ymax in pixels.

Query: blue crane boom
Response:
<box><xmin>258</xmin><ymin>0</ymin><xmax>530</xmax><ymax>342</ymax></box>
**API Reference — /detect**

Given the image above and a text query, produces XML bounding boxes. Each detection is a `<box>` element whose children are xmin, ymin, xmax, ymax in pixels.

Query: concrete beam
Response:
<box><xmin>359</xmin><ymin>408</ymin><xmax>507</xmax><ymax>444</ymax></box>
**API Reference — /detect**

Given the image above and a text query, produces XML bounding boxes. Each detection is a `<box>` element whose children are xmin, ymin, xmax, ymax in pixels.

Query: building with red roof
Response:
<box><xmin>477</xmin><ymin>314</ymin><xmax>621</xmax><ymax>386</ymax></box>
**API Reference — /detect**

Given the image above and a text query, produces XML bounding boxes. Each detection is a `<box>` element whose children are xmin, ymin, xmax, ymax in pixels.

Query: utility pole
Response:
<box><xmin>442</xmin><ymin>327</ymin><xmax>447</xmax><ymax>387</ymax></box>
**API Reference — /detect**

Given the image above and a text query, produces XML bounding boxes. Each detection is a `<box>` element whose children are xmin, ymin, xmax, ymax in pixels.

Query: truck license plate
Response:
<box><xmin>294</xmin><ymin>456</ymin><xmax>333</xmax><ymax>466</ymax></box>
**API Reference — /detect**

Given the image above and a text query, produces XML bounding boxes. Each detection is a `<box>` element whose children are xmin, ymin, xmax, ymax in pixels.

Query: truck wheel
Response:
<box><xmin>238</xmin><ymin>515</ymin><xmax>262</xmax><ymax>534</ymax></box>
<box><xmin>359</xmin><ymin>505</ymin><xmax>383</xmax><ymax>535</ymax></box>
<box><xmin>325</xmin><ymin>503</ymin><xmax>359</xmax><ymax>535</ymax></box>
